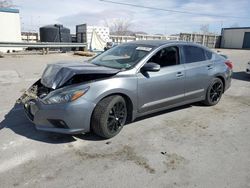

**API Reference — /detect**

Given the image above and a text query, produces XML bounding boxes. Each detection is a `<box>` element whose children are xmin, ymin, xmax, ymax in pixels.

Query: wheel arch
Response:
<box><xmin>92</xmin><ymin>92</ymin><xmax>134</xmax><ymax>124</ymax></box>
<box><xmin>215</xmin><ymin>75</ymin><xmax>226</xmax><ymax>92</ymax></box>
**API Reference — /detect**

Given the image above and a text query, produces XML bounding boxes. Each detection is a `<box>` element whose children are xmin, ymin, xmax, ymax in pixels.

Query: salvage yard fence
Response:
<box><xmin>179</xmin><ymin>33</ymin><xmax>221</xmax><ymax>48</ymax></box>
<box><xmin>110</xmin><ymin>33</ymin><xmax>221</xmax><ymax>49</ymax></box>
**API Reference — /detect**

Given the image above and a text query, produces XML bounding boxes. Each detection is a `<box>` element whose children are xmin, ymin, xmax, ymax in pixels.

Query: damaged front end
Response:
<box><xmin>17</xmin><ymin>61</ymin><xmax>120</xmax><ymax>105</ymax></box>
<box><xmin>16</xmin><ymin>61</ymin><xmax>118</xmax><ymax>133</ymax></box>
<box><xmin>40</xmin><ymin>61</ymin><xmax>120</xmax><ymax>89</ymax></box>
<box><xmin>17</xmin><ymin>79</ymin><xmax>53</xmax><ymax>104</ymax></box>
<box><xmin>16</xmin><ymin>79</ymin><xmax>53</xmax><ymax>122</ymax></box>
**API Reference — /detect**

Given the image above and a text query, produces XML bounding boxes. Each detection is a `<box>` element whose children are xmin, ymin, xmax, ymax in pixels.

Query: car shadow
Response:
<box><xmin>0</xmin><ymin>103</ymin><xmax>106</xmax><ymax>143</ymax></box>
<box><xmin>134</xmin><ymin>104</ymin><xmax>193</xmax><ymax>122</ymax></box>
<box><xmin>0</xmin><ymin>102</ymin><xmax>199</xmax><ymax>143</ymax></box>
<box><xmin>232</xmin><ymin>71</ymin><xmax>250</xmax><ymax>81</ymax></box>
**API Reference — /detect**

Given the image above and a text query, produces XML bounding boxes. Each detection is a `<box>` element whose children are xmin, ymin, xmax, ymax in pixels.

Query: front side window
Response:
<box><xmin>148</xmin><ymin>46</ymin><xmax>179</xmax><ymax>67</ymax></box>
<box><xmin>183</xmin><ymin>46</ymin><xmax>207</xmax><ymax>63</ymax></box>
<box><xmin>91</xmin><ymin>44</ymin><xmax>154</xmax><ymax>69</ymax></box>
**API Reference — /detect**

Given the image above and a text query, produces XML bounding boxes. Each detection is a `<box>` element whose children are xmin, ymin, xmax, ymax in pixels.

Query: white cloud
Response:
<box><xmin>13</xmin><ymin>0</ymin><xmax>250</xmax><ymax>34</ymax></box>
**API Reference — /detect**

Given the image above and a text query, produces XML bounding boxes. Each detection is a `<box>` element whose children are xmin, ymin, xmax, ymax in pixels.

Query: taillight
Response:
<box><xmin>225</xmin><ymin>60</ymin><xmax>233</xmax><ymax>70</ymax></box>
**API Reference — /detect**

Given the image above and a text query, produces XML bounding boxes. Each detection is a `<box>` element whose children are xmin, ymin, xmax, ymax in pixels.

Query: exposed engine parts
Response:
<box><xmin>17</xmin><ymin>80</ymin><xmax>52</xmax><ymax>104</ymax></box>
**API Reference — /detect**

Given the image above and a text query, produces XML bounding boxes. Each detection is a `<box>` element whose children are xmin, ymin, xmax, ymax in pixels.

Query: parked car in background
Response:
<box><xmin>19</xmin><ymin>40</ymin><xmax>233</xmax><ymax>138</ymax></box>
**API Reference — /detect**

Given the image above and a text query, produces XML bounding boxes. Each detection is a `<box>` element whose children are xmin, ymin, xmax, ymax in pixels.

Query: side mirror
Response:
<box><xmin>141</xmin><ymin>62</ymin><xmax>160</xmax><ymax>72</ymax></box>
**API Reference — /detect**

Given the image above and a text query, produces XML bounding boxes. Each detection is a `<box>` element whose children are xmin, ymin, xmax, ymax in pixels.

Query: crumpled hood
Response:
<box><xmin>41</xmin><ymin>61</ymin><xmax>120</xmax><ymax>89</ymax></box>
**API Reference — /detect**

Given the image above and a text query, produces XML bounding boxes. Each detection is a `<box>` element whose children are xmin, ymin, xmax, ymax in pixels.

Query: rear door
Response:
<box><xmin>137</xmin><ymin>46</ymin><xmax>186</xmax><ymax>113</ymax></box>
<box><xmin>181</xmin><ymin>45</ymin><xmax>213</xmax><ymax>100</ymax></box>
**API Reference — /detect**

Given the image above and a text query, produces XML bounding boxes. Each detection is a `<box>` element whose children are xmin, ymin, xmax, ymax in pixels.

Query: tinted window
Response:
<box><xmin>148</xmin><ymin>46</ymin><xmax>179</xmax><ymax>67</ymax></box>
<box><xmin>183</xmin><ymin>46</ymin><xmax>206</xmax><ymax>63</ymax></box>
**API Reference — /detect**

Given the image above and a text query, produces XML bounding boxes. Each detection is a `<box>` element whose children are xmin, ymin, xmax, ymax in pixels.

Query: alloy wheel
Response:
<box><xmin>107</xmin><ymin>101</ymin><xmax>127</xmax><ymax>134</ymax></box>
<box><xmin>209</xmin><ymin>81</ymin><xmax>223</xmax><ymax>103</ymax></box>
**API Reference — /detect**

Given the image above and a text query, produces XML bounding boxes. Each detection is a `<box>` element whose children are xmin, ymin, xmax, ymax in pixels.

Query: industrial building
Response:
<box><xmin>21</xmin><ymin>32</ymin><xmax>39</xmax><ymax>43</ymax></box>
<box><xmin>110</xmin><ymin>33</ymin><xmax>219</xmax><ymax>48</ymax></box>
<box><xmin>109</xmin><ymin>34</ymin><xmax>152</xmax><ymax>44</ymax></box>
<box><xmin>221</xmin><ymin>27</ymin><xmax>250</xmax><ymax>49</ymax></box>
<box><xmin>179</xmin><ymin>33</ymin><xmax>220</xmax><ymax>48</ymax></box>
<box><xmin>76</xmin><ymin>24</ymin><xmax>109</xmax><ymax>50</ymax></box>
<box><xmin>40</xmin><ymin>24</ymin><xmax>71</xmax><ymax>43</ymax></box>
<box><xmin>110</xmin><ymin>34</ymin><xmax>170</xmax><ymax>44</ymax></box>
<box><xmin>0</xmin><ymin>8</ymin><xmax>22</xmax><ymax>52</ymax></box>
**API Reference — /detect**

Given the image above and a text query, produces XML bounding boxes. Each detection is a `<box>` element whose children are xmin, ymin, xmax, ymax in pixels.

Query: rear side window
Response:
<box><xmin>183</xmin><ymin>46</ymin><xmax>206</xmax><ymax>63</ymax></box>
<box><xmin>205</xmin><ymin>50</ymin><xmax>213</xmax><ymax>59</ymax></box>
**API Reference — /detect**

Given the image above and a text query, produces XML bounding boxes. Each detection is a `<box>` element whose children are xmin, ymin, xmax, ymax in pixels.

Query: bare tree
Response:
<box><xmin>200</xmin><ymin>24</ymin><xmax>209</xmax><ymax>34</ymax></box>
<box><xmin>0</xmin><ymin>0</ymin><xmax>15</xmax><ymax>8</ymax></box>
<box><xmin>104</xmin><ymin>18</ymin><xmax>132</xmax><ymax>36</ymax></box>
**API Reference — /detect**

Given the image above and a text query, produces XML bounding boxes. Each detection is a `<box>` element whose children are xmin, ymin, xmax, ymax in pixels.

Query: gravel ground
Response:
<box><xmin>0</xmin><ymin>50</ymin><xmax>249</xmax><ymax>188</ymax></box>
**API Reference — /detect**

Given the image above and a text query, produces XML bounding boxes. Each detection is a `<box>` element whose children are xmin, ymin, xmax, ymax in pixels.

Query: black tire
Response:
<box><xmin>91</xmin><ymin>95</ymin><xmax>127</xmax><ymax>138</ymax></box>
<box><xmin>203</xmin><ymin>78</ymin><xmax>224</xmax><ymax>106</ymax></box>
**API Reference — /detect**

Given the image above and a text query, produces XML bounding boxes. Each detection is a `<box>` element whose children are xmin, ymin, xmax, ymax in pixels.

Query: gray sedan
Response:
<box><xmin>20</xmin><ymin>40</ymin><xmax>233</xmax><ymax>138</ymax></box>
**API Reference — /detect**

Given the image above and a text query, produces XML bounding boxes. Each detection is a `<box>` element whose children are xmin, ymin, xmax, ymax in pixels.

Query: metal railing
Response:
<box><xmin>0</xmin><ymin>42</ymin><xmax>87</xmax><ymax>48</ymax></box>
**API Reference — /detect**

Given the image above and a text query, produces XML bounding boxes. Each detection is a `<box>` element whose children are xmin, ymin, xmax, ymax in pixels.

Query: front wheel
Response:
<box><xmin>91</xmin><ymin>95</ymin><xmax>127</xmax><ymax>138</ymax></box>
<box><xmin>203</xmin><ymin>78</ymin><xmax>224</xmax><ymax>106</ymax></box>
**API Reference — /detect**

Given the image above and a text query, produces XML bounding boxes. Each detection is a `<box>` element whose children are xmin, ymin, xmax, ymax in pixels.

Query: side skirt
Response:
<box><xmin>133</xmin><ymin>97</ymin><xmax>204</xmax><ymax>120</ymax></box>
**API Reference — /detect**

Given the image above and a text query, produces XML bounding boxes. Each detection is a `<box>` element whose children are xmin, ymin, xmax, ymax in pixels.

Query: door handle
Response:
<box><xmin>207</xmin><ymin>64</ymin><xmax>214</xmax><ymax>70</ymax></box>
<box><xmin>176</xmin><ymin>72</ymin><xmax>184</xmax><ymax>77</ymax></box>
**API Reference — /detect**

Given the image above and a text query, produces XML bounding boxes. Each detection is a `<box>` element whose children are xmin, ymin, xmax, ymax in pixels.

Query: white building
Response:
<box><xmin>0</xmin><ymin>8</ymin><xmax>22</xmax><ymax>52</ymax></box>
<box><xmin>179</xmin><ymin>33</ymin><xmax>220</xmax><ymax>48</ymax></box>
<box><xmin>110</xmin><ymin>35</ymin><xmax>136</xmax><ymax>44</ymax></box>
<box><xmin>110</xmin><ymin>34</ymin><xmax>169</xmax><ymax>44</ymax></box>
<box><xmin>221</xmin><ymin>27</ymin><xmax>250</xmax><ymax>49</ymax></box>
<box><xmin>76</xmin><ymin>24</ymin><xmax>109</xmax><ymax>50</ymax></box>
<box><xmin>110</xmin><ymin>33</ymin><xmax>219</xmax><ymax>48</ymax></box>
<box><xmin>21</xmin><ymin>32</ymin><xmax>39</xmax><ymax>43</ymax></box>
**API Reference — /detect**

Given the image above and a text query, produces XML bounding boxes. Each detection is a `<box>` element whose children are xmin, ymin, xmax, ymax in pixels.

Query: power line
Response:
<box><xmin>99</xmin><ymin>0</ymin><xmax>250</xmax><ymax>20</ymax></box>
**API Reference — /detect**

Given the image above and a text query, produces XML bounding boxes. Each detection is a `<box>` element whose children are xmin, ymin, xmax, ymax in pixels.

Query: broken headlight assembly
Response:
<box><xmin>43</xmin><ymin>87</ymin><xmax>90</xmax><ymax>104</ymax></box>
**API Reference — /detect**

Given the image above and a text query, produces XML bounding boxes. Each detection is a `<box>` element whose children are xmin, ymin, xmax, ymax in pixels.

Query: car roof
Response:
<box><xmin>125</xmin><ymin>40</ymin><xmax>212</xmax><ymax>52</ymax></box>
<box><xmin>126</xmin><ymin>40</ymin><xmax>191</xmax><ymax>47</ymax></box>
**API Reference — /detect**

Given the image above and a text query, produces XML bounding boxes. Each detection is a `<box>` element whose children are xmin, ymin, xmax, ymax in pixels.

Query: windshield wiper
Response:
<box><xmin>92</xmin><ymin>62</ymin><xmax>121</xmax><ymax>70</ymax></box>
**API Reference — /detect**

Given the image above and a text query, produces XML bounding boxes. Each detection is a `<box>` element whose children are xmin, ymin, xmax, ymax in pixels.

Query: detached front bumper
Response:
<box><xmin>23</xmin><ymin>98</ymin><xmax>96</xmax><ymax>134</ymax></box>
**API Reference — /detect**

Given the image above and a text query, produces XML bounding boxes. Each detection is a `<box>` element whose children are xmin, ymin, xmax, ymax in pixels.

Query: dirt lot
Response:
<box><xmin>0</xmin><ymin>50</ymin><xmax>249</xmax><ymax>188</ymax></box>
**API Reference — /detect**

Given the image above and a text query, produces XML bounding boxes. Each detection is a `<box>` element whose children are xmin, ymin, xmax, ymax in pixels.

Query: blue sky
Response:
<box><xmin>13</xmin><ymin>0</ymin><xmax>250</xmax><ymax>35</ymax></box>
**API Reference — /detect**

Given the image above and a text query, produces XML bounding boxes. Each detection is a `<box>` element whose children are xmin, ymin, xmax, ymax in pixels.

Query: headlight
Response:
<box><xmin>43</xmin><ymin>87</ymin><xmax>89</xmax><ymax>104</ymax></box>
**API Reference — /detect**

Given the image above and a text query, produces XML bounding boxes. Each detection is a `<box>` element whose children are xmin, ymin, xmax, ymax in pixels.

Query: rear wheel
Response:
<box><xmin>203</xmin><ymin>78</ymin><xmax>224</xmax><ymax>106</ymax></box>
<box><xmin>91</xmin><ymin>95</ymin><xmax>127</xmax><ymax>138</ymax></box>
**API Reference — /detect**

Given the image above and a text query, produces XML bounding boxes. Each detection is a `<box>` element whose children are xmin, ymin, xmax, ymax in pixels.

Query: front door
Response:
<box><xmin>137</xmin><ymin>46</ymin><xmax>186</xmax><ymax>113</ymax></box>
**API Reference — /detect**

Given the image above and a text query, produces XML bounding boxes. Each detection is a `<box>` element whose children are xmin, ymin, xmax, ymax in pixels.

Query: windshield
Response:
<box><xmin>90</xmin><ymin>44</ymin><xmax>154</xmax><ymax>69</ymax></box>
